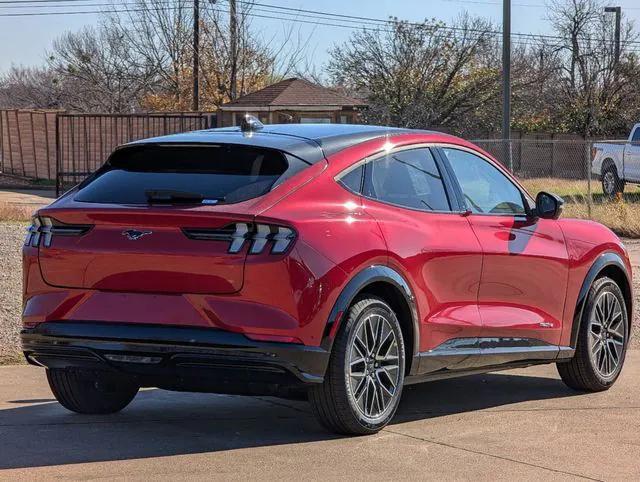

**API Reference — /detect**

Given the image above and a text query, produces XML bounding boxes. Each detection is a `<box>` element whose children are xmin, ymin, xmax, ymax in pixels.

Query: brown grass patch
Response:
<box><xmin>520</xmin><ymin>177</ymin><xmax>640</xmax><ymax>237</ymax></box>
<box><xmin>562</xmin><ymin>201</ymin><xmax>640</xmax><ymax>237</ymax></box>
<box><xmin>521</xmin><ymin>177</ymin><xmax>603</xmax><ymax>199</ymax></box>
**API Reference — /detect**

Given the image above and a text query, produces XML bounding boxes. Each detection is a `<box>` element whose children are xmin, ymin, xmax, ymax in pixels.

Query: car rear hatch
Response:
<box><xmin>33</xmin><ymin>143</ymin><xmax>311</xmax><ymax>294</ymax></box>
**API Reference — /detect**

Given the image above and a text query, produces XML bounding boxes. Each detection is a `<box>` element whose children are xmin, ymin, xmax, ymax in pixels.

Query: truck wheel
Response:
<box><xmin>602</xmin><ymin>166</ymin><xmax>624</xmax><ymax>198</ymax></box>
<box><xmin>308</xmin><ymin>296</ymin><xmax>405</xmax><ymax>435</ymax></box>
<box><xmin>47</xmin><ymin>368</ymin><xmax>139</xmax><ymax>414</ymax></box>
<box><xmin>557</xmin><ymin>276</ymin><xmax>628</xmax><ymax>392</ymax></box>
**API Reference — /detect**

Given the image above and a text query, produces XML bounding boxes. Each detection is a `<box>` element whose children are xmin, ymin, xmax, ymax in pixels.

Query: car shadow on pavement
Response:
<box><xmin>0</xmin><ymin>371</ymin><xmax>580</xmax><ymax>470</ymax></box>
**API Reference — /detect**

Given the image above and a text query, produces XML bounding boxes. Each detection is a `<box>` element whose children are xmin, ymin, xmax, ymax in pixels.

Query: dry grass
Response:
<box><xmin>520</xmin><ymin>178</ymin><xmax>640</xmax><ymax>237</ymax></box>
<box><xmin>0</xmin><ymin>203</ymin><xmax>32</xmax><ymax>222</ymax></box>
<box><xmin>521</xmin><ymin>177</ymin><xmax>603</xmax><ymax>200</ymax></box>
<box><xmin>562</xmin><ymin>202</ymin><xmax>640</xmax><ymax>237</ymax></box>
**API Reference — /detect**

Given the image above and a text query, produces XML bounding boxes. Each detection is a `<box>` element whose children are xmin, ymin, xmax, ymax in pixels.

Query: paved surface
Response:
<box><xmin>1</xmin><ymin>189</ymin><xmax>639</xmax><ymax>480</ymax></box>
<box><xmin>1</xmin><ymin>354</ymin><xmax>639</xmax><ymax>480</ymax></box>
<box><xmin>0</xmin><ymin>188</ymin><xmax>55</xmax><ymax>209</ymax></box>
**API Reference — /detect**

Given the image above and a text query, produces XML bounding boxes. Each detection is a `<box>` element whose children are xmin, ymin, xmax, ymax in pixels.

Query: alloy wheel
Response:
<box><xmin>603</xmin><ymin>171</ymin><xmax>616</xmax><ymax>195</ymax></box>
<box><xmin>589</xmin><ymin>291</ymin><xmax>625</xmax><ymax>378</ymax></box>
<box><xmin>348</xmin><ymin>313</ymin><xmax>401</xmax><ymax>420</ymax></box>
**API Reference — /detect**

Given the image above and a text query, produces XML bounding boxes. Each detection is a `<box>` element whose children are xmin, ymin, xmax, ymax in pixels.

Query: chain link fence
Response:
<box><xmin>472</xmin><ymin>138</ymin><xmax>640</xmax><ymax>236</ymax></box>
<box><xmin>2</xmin><ymin>114</ymin><xmax>639</xmax><ymax>235</ymax></box>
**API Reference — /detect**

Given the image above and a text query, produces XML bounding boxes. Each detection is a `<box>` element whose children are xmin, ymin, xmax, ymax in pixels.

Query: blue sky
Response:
<box><xmin>0</xmin><ymin>0</ymin><xmax>639</xmax><ymax>72</ymax></box>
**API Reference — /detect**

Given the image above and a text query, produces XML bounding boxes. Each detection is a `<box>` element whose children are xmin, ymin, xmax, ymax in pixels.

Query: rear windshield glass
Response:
<box><xmin>74</xmin><ymin>144</ymin><xmax>307</xmax><ymax>205</ymax></box>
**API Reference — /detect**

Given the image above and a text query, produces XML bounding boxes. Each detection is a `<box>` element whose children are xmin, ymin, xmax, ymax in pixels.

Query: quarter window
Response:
<box><xmin>442</xmin><ymin>148</ymin><xmax>526</xmax><ymax>215</ymax></box>
<box><xmin>338</xmin><ymin>165</ymin><xmax>364</xmax><ymax>193</ymax></box>
<box><xmin>364</xmin><ymin>148</ymin><xmax>451</xmax><ymax>211</ymax></box>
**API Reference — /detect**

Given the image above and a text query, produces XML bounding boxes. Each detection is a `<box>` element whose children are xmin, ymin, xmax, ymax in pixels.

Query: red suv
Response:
<box><xmin>21</xmin><ymin>120</ymin><xmax>632</xmax><ymax>435</ymax></box>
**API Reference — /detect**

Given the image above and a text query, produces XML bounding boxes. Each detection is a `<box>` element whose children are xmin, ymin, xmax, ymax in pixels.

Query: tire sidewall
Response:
<box><xmin>580</xmin><ymin>278</ymin><xmax>628</xmax><ymax>387</ymax></box>
<box><xmin>337</xmin><ymin>297</ymin><xmax>406</xmax><ymax>432</ymax></box>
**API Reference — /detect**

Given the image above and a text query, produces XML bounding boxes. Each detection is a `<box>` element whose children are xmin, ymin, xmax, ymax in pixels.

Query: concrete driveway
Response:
<box><xmin>1</xmin><ymin>354</ymin><xmax>639</xmax><ymax>480</ymax></box>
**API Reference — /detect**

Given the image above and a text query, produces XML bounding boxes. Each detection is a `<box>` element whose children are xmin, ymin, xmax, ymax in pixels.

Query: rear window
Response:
<box><xmin>74</xmin><ymin>144</ymin><xmax>309</xmax><ymax>205</ymax></box>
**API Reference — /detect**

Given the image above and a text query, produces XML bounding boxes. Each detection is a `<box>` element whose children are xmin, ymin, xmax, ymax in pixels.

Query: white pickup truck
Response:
<box><xmin>592</xmin><ymin>123</ymin><xmax>640</xmax><ymax>197</ymax></box>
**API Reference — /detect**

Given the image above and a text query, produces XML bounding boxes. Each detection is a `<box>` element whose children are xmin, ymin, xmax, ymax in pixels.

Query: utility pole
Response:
<box><xmin>229</xmin><ymin>0</ymin><xmax>238</xmax><ymax>101</ymax></box>
<box><xmin>502</xmin><ymin>0</ymin><xmax>512</xmax><ymax>170</ymax></box>
<box><xmin>605</xmin><ymin>6</ymin><xmax>621</xmax><ymax>81</ymax></box>
<box><xmin>192</xmin><ymin>0</ymin><xmax>200</xmax><ymax>111</ymax></box>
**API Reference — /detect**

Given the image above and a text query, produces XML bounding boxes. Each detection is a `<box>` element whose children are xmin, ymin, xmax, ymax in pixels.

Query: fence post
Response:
<box><xmin>0</xmin><ymin>109</ymin><xmax>3</xmax><ymax>174</ymax></box>
<box><xmin>29</xmin><ymin>111</ymin><xmax>38</xmax><ymax>180</ymax></box>
<box><xmin>586</xmin><ymin>140</ymin><xmax>592</xmax><ymax>220</ymax></box>
<box><xmin>55</xmin><ymin>114</ymin><xmax>61</xmax><ymax>197</ymax></box>
<box><xmin>43</xmin><ymin>112</ymin><xmax>52</xmax><ymax>180</ymax></box>
<box><xmin>14</xmin><ymin>110</ymin><xmax>25</xmax><ymax>177</ymax></box>
<box><xmin>550</xmin><ymin>137</ymin><xmax>556</xmax><ymax>177</ymax></box>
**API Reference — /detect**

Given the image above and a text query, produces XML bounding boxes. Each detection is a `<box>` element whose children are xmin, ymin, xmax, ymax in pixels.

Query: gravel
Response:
<box><xmin>0</xmin><ymin>222</ymin><xmax>27</xmax><ymax>363</ymax></box>
<box><xmin>1</xmin><ymin>222</ymin><xmax>639</xmax><ymax>364</ymax></box>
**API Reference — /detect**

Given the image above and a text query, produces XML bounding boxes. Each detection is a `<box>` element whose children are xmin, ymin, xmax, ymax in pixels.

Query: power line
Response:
<box><xmin>1</xmin><ymin>0</ymin><xmax>639</xmax><ymax>53</ymax></box>
<box><xmin>444</xmin><ymin>0</ymin><xmax>546</xmax><ymax>7</ymax></box>
<box><xmin>0</xmin><ymin>1</ymin><xmax>162</xmax><ymax>8</ymax></box>
<box><xmin>444</xmin><ymin>0</ymin><xmax>640</xmax><ymax>9</ymax></box>
<box><xmin>221</xmin><ymin>0</ymin><xmax>640</xmax><ymax>48</ymax></box>
<box><xmin>0</xmin><ymin>0</ymin><xmax>105</xmax><ymax>4</ymax></box>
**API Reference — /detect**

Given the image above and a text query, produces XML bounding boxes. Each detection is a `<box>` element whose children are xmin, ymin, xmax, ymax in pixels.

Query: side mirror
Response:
<box><xmin>535</xmin><ymin>191</ymin><xmax>564</xmax><ymax>220</ymax></box>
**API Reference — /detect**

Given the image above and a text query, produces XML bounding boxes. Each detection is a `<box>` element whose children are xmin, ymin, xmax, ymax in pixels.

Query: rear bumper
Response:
<box><xmin>22</xmin><ymin>322</ymin><xmax>329</xmax><ymax>396</ymax></box>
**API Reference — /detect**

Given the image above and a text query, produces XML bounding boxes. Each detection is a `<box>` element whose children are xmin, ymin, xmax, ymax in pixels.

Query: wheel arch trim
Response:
<box><xmin>322</xmin><ymin>265</ymin><xmax>420</xmax><ymax>371</ymax></box>
<box><xmin>571</xmin><ymin>251</ymin><xmax>632</xmax><ymax>348</ymax></box>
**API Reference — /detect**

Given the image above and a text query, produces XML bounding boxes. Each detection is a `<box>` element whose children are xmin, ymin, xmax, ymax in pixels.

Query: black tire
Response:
<box><xmin>309</xmin><ymin>296</ymin><xmax>405</xmax><ymax>435</ymax></box>
<box><xmin>602</xmin><ymin>165</ymin><xmax>624</xmax><ymax>198</ymax></box>
<box><xmin>557</xmin><ymin>277</ymin><xmax>628</xmax><ymax>392</ymax></box>
<box><xmin>47</xmin><ymin>368</ymin><xmax>139</xmax><ymax>414</ymax></box>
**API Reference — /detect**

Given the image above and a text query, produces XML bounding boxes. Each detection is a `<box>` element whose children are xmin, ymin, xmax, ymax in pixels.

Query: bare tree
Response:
<box><xmin>49</xmin><ymin>26</ymin><xmax>158</xmax><ymax>112</ymax></box>
<box><xmin>328</xmin><ymin>15</ymin><xmax>501</xmax><ymax>133</ymax></box>
<box><xmin>547</xmin><ymin>0</ymin><xmax>640</xmax><ymax>135</ymax></box>
<box><xmin>104</xmin><ymin>0</ymin><xmax>193</xmax><ymax>110</ymax></box>
<box><xmin>0</xmin><ymin>0</ymin><xmax>309</xmax><ymax>113</ymax></box>
<box><xmin>0</xmin><ymin>66</ymin><xmax>64</xmax><ymax>109</ymax></box>
<box><xmin>200</xmin><ymin>1</ymin><xmax>310</xmax><ymax>106</ymax></box>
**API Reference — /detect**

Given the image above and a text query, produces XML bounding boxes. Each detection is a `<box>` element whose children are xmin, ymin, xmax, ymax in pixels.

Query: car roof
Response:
<box><xmin>127</xmin><ymin>123</ymin><xmax>441</xmax><ymax>164</ymax></box>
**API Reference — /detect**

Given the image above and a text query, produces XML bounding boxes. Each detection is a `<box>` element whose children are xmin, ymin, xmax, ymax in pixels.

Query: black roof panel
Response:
<box><xmin>128</xmin><ymin>124</ymin><xmax>436</xmax><ymax>163</ymax></box>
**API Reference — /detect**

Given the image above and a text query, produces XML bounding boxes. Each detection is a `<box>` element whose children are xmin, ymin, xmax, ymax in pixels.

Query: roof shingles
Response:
<box><xmin>221</xmin><ymin>78</ymin><xmax>365</xmax><ymax>108</ymax></box>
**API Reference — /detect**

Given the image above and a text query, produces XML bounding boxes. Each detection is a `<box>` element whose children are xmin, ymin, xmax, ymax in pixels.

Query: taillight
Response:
<box><xmin>25</xmin><ymin>216</ymin><xmax>92</xmax><ymax>248</ymax></box>
<box><xmin>183</xmin><ymin>222</ymin><xmax>296</xmax><ymax>255</ymax></box>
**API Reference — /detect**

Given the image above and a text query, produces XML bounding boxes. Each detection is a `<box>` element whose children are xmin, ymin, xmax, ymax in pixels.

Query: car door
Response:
<box><xmin>352</xmin><ymin>145</ymin><xmax>484</xmax><ymax>358</ymax></box>
<box><xmin>439</xmin><ymin>146</ymin><xmax>569</xmax><ymax>347</ymax></box>
<box><xmin>624</xmin><ymin>126</ymin><xmax>640</xmax><ymax>182</ymax></box>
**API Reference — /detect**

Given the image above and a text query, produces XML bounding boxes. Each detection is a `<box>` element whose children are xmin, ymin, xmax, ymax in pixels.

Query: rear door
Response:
<box><xmin>440</xmin><ymin>146</ymin><xmax>569</xmax><ymax>347</ymax></box>
<box><xmin>36</xmin><ymin>143</ymin><xmax>309</xmax><ymax>294</ymax></box>
<box><xmin>355</xmin><ymin>146</ymin><xmax>484</xmax><ymax>355</ymax></box>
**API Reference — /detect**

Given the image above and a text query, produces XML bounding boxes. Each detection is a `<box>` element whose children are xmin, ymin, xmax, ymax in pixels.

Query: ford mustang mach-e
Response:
<box><xmin>21</xmin><ymin>119</ymin><xmax>632</xmax><ymax>435</ymax></box>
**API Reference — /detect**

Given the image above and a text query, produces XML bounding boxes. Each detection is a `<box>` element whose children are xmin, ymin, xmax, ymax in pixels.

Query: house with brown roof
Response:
<box><xmin>217</xmin><ymin>78</ymin><xmax>366</xmax><ymax>127</ymax></box>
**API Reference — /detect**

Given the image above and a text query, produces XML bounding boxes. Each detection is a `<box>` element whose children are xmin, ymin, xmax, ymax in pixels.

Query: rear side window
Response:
<box><xmin>338</xmin><ymin>165</ymin><xmax>364</xmax><ymax>193</ymax></box>
<box><xmin>363</xmin><ymin>148</ymin><xmax>451</xmax><ymax>211</ymax></box>
<box><xmin>75</xmin><ymin>144</ymin><xmax>309</xmax><ymax>205</ymax></box>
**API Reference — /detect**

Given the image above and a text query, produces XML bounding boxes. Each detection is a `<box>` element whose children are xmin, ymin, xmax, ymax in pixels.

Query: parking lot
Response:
<box><xmin>1</xmin><ymin>353</ymin><xmax>639</xmax><ymax>480</ymax></box>
<box><xmin>1</xmin><ymin>188</ymin><xmax>640</xmax><ymax>480</ymax></box>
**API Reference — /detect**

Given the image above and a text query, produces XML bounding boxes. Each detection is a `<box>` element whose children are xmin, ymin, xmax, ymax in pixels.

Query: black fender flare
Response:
<box><xmin>321</xmin><ymin>265</ymin><xmax>420</xmax><ymax>370</ymax></box>
<box><xmin>571</xmin><ymin>251</ymin><xmax>631</xmax><ymax>348</ymax></box>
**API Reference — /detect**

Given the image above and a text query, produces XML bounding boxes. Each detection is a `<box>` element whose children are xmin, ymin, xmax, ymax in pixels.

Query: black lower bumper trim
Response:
<box><xmin>22</xmin><ymin>322</ymin><xmax>329</xmax><ymax>396</ymax></box>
